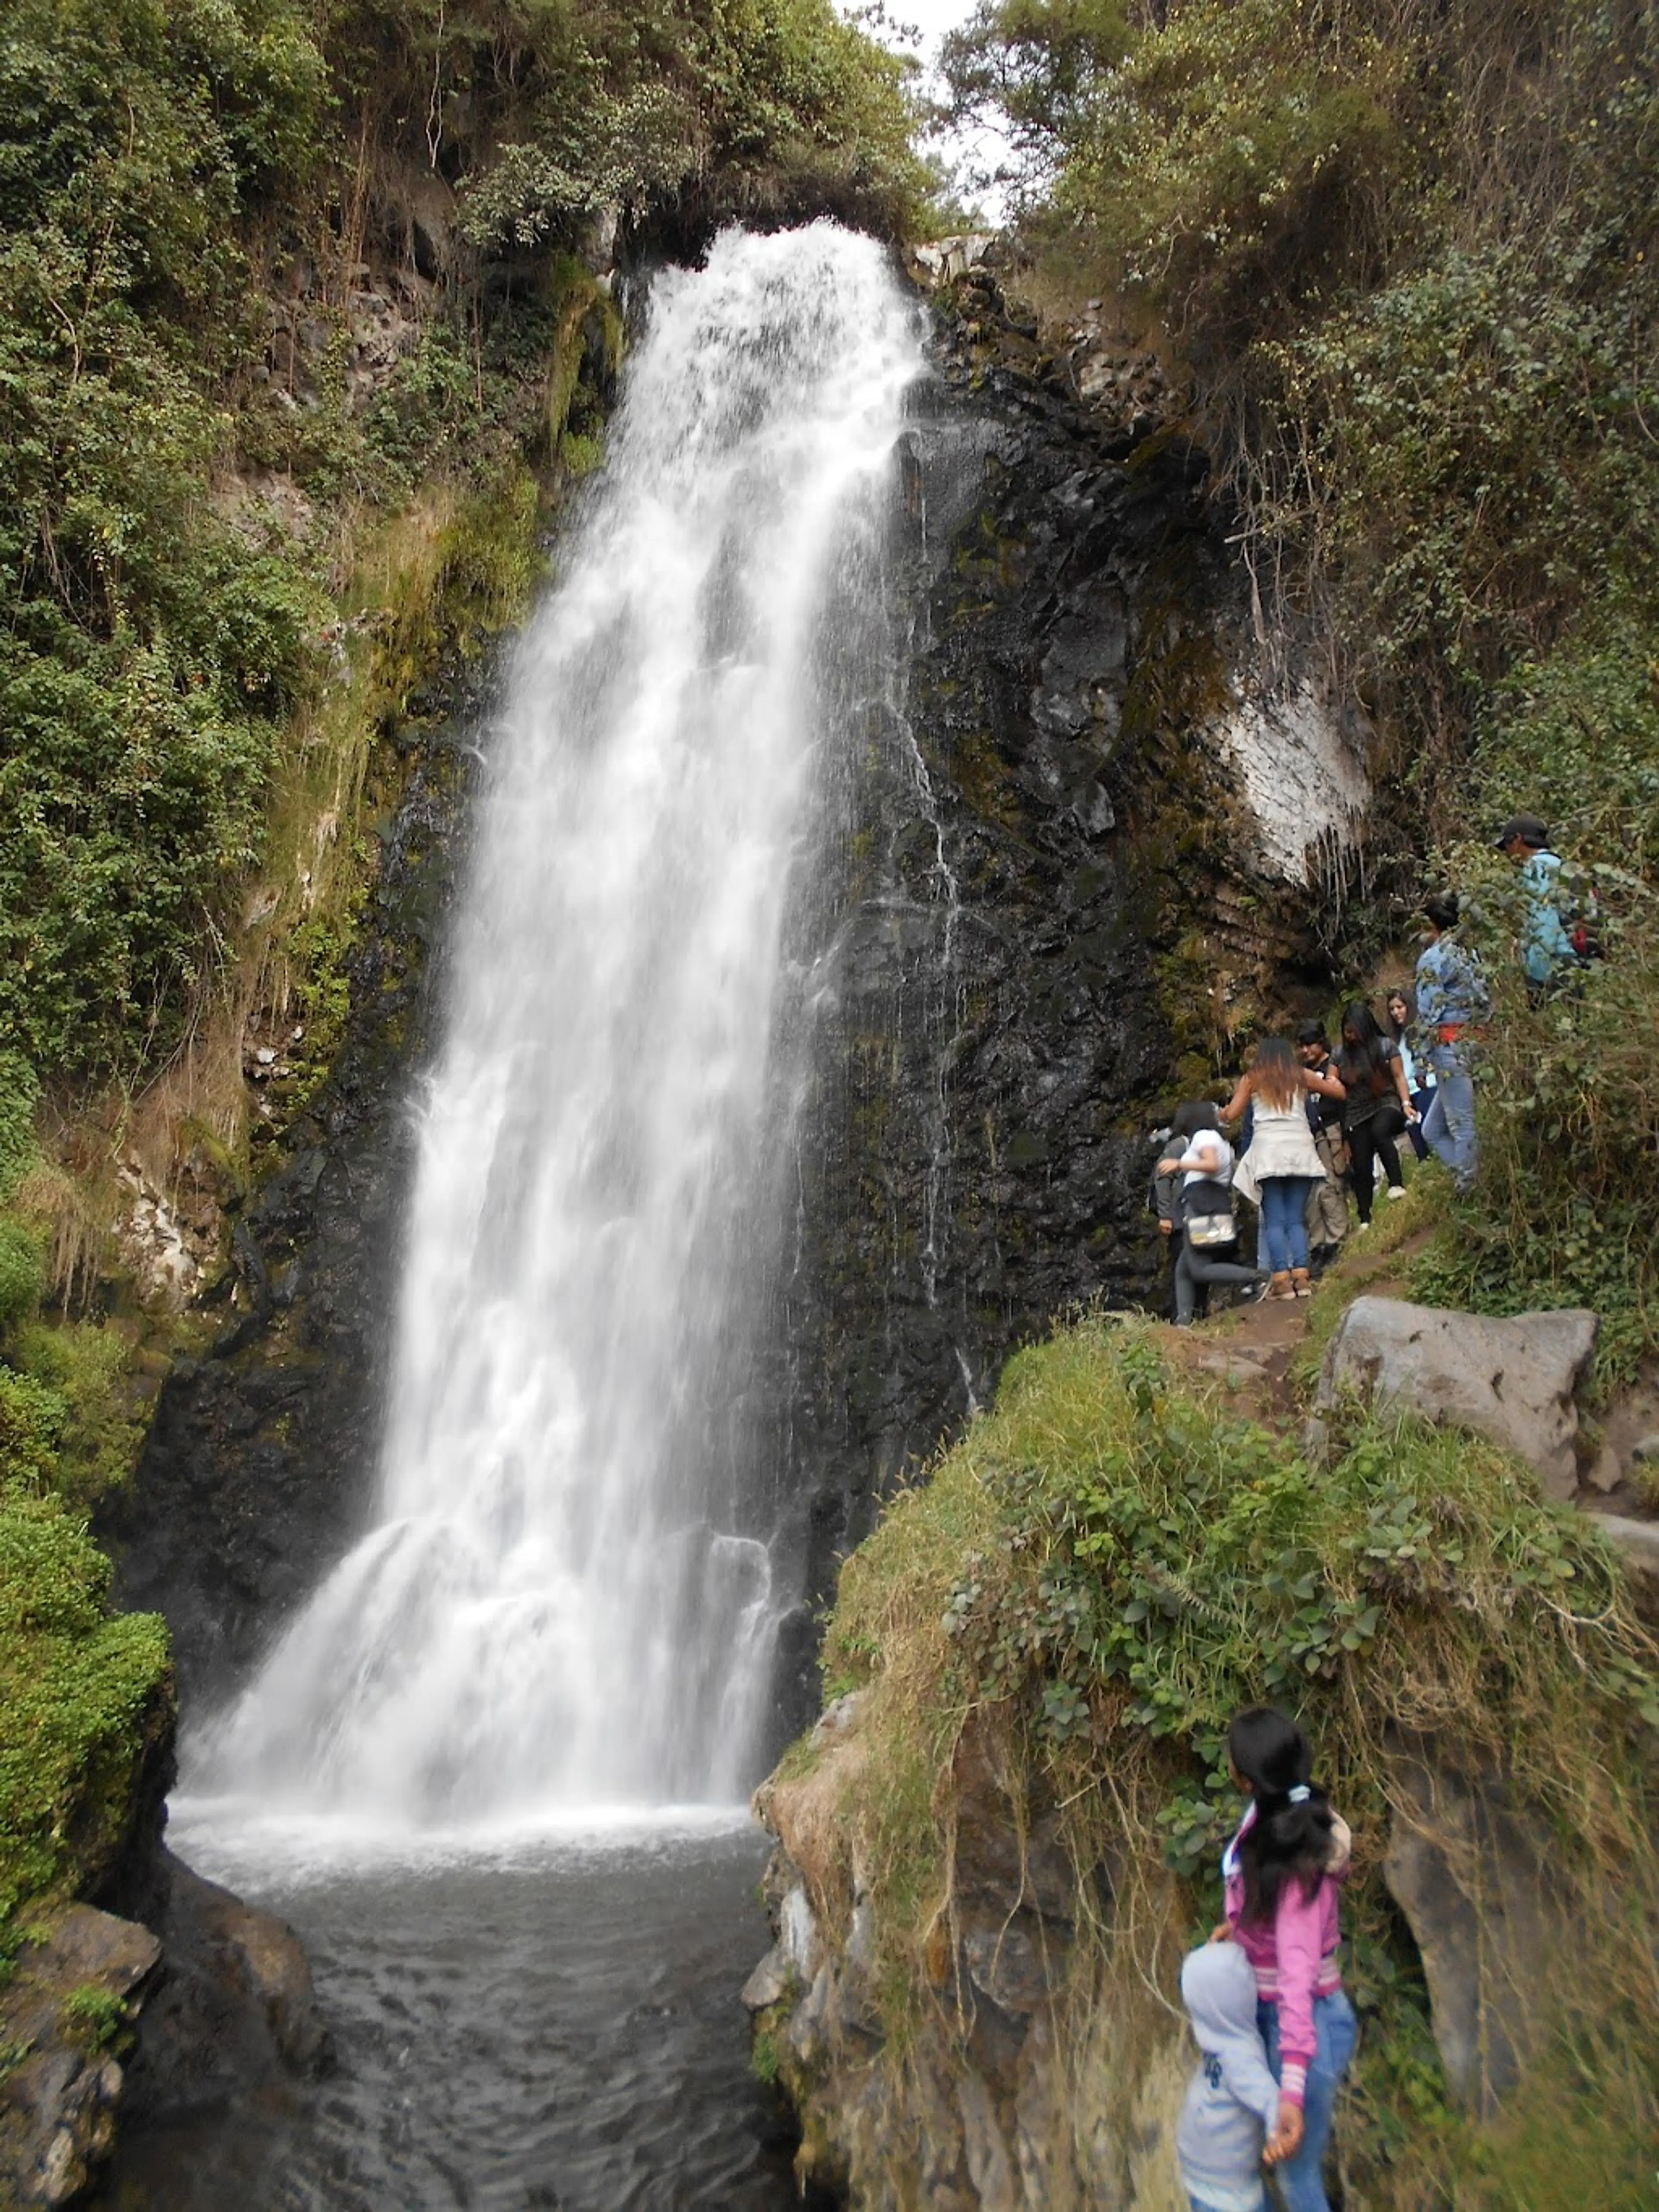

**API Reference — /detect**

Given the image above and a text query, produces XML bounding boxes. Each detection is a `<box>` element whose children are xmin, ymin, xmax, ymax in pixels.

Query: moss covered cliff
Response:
<box><xmin>752</xmin><ymin>1304</ymin><xmax>1659</xmax><ymax>2206</ymax></box>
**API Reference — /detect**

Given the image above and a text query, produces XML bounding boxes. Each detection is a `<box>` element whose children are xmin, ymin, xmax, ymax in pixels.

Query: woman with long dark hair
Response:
<box><xmin>1334</xmin><ymin>1002</ymin><xmax>1415</xmax><ymax>1224</ymax></box>
<box><xmin>1214</xmin><ymin>1708</ymin><xmax>1357</xmax><ymax>2212</ymax></box>
<box><xmin>1219</xmin><ymin>1039</ymin><xmax>1341</xmax><ymax>1299</ymax></box>
<box><xmin>1386</xmin><ymin>987</ymin><xmax>1433</xmax><ymax>1161</ymax></box>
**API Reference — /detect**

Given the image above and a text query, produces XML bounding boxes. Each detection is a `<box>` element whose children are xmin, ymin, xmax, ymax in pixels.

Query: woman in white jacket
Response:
<box><xmin>1220</xmin><ymin>1039</ymin><xmax>1344</xmax><ymax>1299</ymax></box>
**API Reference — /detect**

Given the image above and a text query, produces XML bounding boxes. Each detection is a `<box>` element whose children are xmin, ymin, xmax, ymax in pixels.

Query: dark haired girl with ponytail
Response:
<box><xmin>1211</xmin><ymin>1708</ymin><xmax>1357</xmax><ymax>2211</ymax></box>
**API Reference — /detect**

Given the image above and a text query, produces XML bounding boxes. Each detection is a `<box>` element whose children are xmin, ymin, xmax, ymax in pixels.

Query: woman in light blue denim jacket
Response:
<box><xmin>1414</xmin><ymin>891</ymin><xmax>1487</xmax><ymax>1190</ymax></box>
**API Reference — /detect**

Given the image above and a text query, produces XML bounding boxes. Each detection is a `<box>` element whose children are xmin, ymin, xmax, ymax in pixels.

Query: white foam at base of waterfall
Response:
<box><xmin>194</xmin><ymin>224</ymin><xmax>924</xmax><ymax>1830</ymax></box>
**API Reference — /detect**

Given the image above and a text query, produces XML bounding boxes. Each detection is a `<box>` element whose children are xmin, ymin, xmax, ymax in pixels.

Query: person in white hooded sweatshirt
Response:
<box><xmin>1176</xmin><ymin>1939</ymin><xmax>1294</xmax><ymax>2212</ymax></box>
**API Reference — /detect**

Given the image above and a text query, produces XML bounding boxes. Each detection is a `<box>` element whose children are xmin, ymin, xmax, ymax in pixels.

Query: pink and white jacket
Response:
<box><xmin>1222</xmin><ymin>1804</ymin><xmax>1351</xmax><ymax>2107</ymax></box>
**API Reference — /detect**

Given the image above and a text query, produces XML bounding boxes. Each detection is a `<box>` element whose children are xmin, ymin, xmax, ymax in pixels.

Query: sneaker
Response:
<box><xmin>1244</xmin><ymin>1275</ymin><xmax>1273</xmax><ymax>1304</ymax></box>
<box><xmin>1387</xmin><ymin>1185</ymin><xmax>1407</xmax><ymax>1200</ymax></box>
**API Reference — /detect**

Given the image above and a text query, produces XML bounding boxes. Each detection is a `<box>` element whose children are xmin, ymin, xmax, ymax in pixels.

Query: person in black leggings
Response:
<box><xmin>1155</xmin><ymin>1102</ymin><xmax>1268</xmax><ymax>1324</ymax></box>
<box><xmin>1334</xmin><ymin>1002</ymin><xmax>1417</xmax><ymax>1226</ymax></box>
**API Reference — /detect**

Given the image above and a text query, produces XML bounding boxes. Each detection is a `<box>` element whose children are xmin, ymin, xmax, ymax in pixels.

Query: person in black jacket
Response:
<box><xmin>1149</xmin><ymin>1122</ymin><xmax>1184</xmax><ymax>1320</ymax></box>
<box><xmin>1155</xmin><ymin>1102</ymin><xmax>1269</xmax><ymax>1325</ymax></box>
<box><xmin>1334</xmin><ymin>1002</ymin><xmax>1417</xmax><ymax>1225</ymax></box>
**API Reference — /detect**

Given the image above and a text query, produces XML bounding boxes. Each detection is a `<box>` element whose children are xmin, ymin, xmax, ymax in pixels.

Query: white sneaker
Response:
<box><xmin>1387</xmin><ymin>1184</ymin><xmax>1407</xmax><ymax>1200</ymax></box>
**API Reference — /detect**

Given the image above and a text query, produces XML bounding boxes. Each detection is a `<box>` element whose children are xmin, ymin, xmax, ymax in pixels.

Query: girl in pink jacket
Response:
<box><xmin>1217</xmin><ymin>1708</ymin><xmax>1357</xmax><ymax>2212</ymax></box>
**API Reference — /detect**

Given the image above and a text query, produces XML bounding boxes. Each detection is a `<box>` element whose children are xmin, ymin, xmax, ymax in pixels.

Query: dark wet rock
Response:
<box><xmin>768</xmin><ymin>263</ymin><xmax>1297</xmax><ymax>1736</ymax></box>
<box><xmin>1382</xmin><ymin>1733</ymin><xmax>1574</xmax><ymax>2113</ymax></box>
<box><xmin>114</xmin><ymin>1851</ymin><xmax>328</xmax><ymax>2127</ymax></box>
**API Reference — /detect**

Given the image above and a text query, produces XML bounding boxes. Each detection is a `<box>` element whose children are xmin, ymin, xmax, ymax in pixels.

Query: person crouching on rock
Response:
<box><xmin>1213</xmin><ymin>1708</ymin><xmax>1357</xmax><ymax>2212</ymax></box>
<box><xmin>1219</xmin><ymin>1039</ymin><xmax>1335</xmax><ymax>1298</ymax></box>
<box><xmin>1155</xmin><ymin>1104</ymin><xmax>1269</xmax><ymax>1327</ymax></box>
<box><xmin>1177</xmin><ymin>1938</ymin><xmax>1296</xmax><ymax>2212</ymax></box>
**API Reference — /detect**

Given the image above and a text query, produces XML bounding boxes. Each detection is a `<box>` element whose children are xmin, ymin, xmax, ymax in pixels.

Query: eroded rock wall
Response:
<box><xmin>769</xmin><ymin>250</ymin><xmax>1368</xmax><ymax>1729</ymax></box>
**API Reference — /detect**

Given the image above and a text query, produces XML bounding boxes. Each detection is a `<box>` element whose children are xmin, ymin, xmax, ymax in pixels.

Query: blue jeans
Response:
<box><xmin>1421</xmin><ymin>1046</ymin><xmax>1476</xmax><ymax>1189</ymax></box>
<box><xmin>1259</xmin><ymin>1177</ymin><xmax>1316</xmax><ymax>1273</ymax></box>
<box><xmin>1259</xmin><ymin>1989</ymin><xmax>1358</xmax><ymax>2212</ymax></box>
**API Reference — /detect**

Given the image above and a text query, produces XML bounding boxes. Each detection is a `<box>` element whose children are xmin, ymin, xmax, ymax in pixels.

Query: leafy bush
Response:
<box><xmin>0</xmin><ymin>1491</ymin><xmax>171</xmax><ymax>1933</ymax></box>
<box><xmin>0</xmin><ymin>1227</ymin><xmax>45</xmax><ymax>1344</ymax></box>
<box><xmin>0</xmin><ymin>0</ymin><xmax>327</xmax><ymax>1074</ymax></box>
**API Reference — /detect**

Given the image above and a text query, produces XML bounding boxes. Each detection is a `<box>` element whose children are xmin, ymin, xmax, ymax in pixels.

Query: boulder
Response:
<box><xmin>907</xmin><ymin>235</ymin><xmax>997</xmax><ymax>287</ymax></box>
<box><xmin>1317</xmin><ymin>1298</ymin><xmax>1596</xmax><ymax>1497</ymax></box>
<box><xmin>0</xmin><ymin>1906</ymin><xmax>162</xmax><ymax>2206</ymax></box>
<box><xmin>1592</xmin><ymin>1512</ymin><xmax>1659</xmax><ymax>1584</ymax></box>
<box><xmin>115</xmin><ymin>1849</ymin><xmax>328</xmax><ymax>2126</ymax></box>
<box><xmin>1381</xmin><ymin>1735</ymin><xmax>1572</xmax><ymax>2113</ymax></box>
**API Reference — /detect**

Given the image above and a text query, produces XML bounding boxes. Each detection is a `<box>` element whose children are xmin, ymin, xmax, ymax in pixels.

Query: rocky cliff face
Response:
<box><xmin>766</xmin><ymin>242</ymin><xmax>1369</xmax><ymax>1732</ymax></box>
<box><xmin>747</xmin><ymin>1697</ymin><xmax>1191</xmax><ymax>2212</ymax></box>
<box><xmin>0</xmin><ymin>1700</ymin><xmax>324</xmax><ymax>2209</ymax></box>
<box><xmin>102</xmin><ymin>236</ymin><xmax>1370</xmax><ymax>1754</ymax></box>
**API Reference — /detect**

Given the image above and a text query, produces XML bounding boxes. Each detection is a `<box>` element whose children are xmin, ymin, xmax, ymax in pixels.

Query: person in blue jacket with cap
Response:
<box><xmin>1495</xmin><ymin>812</ymin><xmax>1579</xmax><ymax>995</ymax></box>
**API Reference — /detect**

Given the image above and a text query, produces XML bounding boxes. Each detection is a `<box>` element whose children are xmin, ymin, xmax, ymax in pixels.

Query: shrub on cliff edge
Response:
<box><xmin>805</xmin><ymin>1316</ymin><xmax>1659</xmax><ymax>2202</ymax></box>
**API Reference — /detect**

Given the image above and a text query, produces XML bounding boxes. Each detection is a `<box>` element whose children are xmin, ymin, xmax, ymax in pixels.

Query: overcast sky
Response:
<box><xmin>845</xmin><ymin>0</ymin><xmax>1014</xmax><ymax>225</ymax></box>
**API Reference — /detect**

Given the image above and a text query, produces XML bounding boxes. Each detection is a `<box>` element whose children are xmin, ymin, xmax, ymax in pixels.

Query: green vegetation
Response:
<box><xmin>0</xmin><ymin>1053</ymin><xmax>156</xmax><ymax>1511</ymax></box>
<box><xmin>1405</xmin><ymin>646</ymin><xmax>1659</xmax><ymax>1386</ymax></box>
<box><xmin>0</xmin><ymin>0</ymin><xmax>326</xmax><ymax>1075</ymax></box>
<box><xmin>60</xmin><ymin>1983</ymin><xmax>133</xmax><ymax>2054</ymax></box>
<box><xmin>0</xmin><ymin>0</ymin><xmax>929</xmax><ymax>1088</ymax></box>
<box><xmin>0</xmin><ymin>1493</ymin><xmax>171</xmax><ymax>1936</ymax></box>
<box><xmin>806</xmin><ymin>1315</ymin><xmax>1659</xmax><ymax>2202</ymax></box>
<box><xmin>0</xmin><ymin>1051</ymin><xmax>169</xmax><ymax>1949</ymax></box>
<box><xmin>751</xmin><ymin>2024</ymin><xmax>784</xmax><ymax>2084</ymax></box>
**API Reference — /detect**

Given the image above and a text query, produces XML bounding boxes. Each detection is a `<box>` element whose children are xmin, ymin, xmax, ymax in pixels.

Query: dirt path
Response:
<box><xmin>1158</xmin><ymin>1226</ymin><xmax>1437</xmax><ymax>1434</ymax></box>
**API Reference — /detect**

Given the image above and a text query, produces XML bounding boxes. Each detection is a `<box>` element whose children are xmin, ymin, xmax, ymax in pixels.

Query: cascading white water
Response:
<box><xmin>198</xmin><ymin>225</ymin><xmax>924</xmax><ymax>1824</ymax></box>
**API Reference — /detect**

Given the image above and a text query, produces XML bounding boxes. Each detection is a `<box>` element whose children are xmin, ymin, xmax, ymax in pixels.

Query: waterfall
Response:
<box><xmin>198</xmin><ymin>225</ymin><xmax>925</xmax><ymax>1825</ymax></box>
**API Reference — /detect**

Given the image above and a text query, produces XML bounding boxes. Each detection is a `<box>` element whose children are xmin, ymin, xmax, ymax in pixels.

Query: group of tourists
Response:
<box><xmin>1153</xmin><ymin>880</ymin><xmax>1497</xmax><ymax>1318</ymax></box>
<box><xmin>1151</xmin><ymin>974</ymin><xmax>1457</xmax><ymax>1316</ymax></box>
<box><xmin>1178</xmin><ymin>1708</ymin><xmax>1354</xmax><ymax>2212</ymax></box>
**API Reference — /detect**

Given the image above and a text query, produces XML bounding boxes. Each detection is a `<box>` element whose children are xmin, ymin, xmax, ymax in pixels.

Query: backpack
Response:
<box><xmin>1557</xmin><ymin>863</ymin><xmax>1605</xmax><ymax>961</ymax></box>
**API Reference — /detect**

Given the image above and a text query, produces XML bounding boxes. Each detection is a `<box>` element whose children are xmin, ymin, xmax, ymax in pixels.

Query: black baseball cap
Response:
<box><xmin>1494</xmin><ymin>813</ymin><xmax>1548</xmax><ymax>849</ymax></box>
